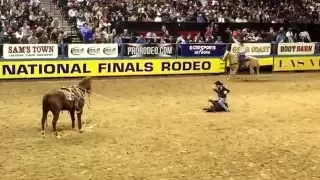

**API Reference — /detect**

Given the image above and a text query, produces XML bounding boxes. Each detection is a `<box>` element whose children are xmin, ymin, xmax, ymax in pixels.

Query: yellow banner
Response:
<box><xmin>0</xmin><ymin>59</ymin><xmax>225</xmax><ymax>79</ymax></box>
<box><xmin>226</xmin><ymin>57</ymin><xmax>273</xmax><ymax>67</ymax></box>
<box><xmin>273</xmin><ymin>56</ymin><xmax>320</xmax><ymax>71</ymax></box>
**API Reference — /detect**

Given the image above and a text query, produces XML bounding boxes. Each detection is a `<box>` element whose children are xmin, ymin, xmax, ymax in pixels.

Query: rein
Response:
<box><xmin>68</xmin><ymin>84</ymin><xmax>91</xmax><ymax>131</ymax></box>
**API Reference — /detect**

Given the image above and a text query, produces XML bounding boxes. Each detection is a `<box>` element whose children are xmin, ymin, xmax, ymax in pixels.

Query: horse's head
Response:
<box><xmin>222</xmin><ymin>50</ymin><xmax>230</xmax><ymax>61</ymax></box>
<box><xmin>78</xmin><ymin>76</ymin><xmax>93</xmax><ymax>95</ymax></box>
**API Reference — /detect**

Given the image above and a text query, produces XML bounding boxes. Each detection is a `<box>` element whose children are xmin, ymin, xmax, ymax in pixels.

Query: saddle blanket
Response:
<box><xmin>59</xmin><ymin>88</ymin><xmax>75</xmax><ymax>101</ymax></box>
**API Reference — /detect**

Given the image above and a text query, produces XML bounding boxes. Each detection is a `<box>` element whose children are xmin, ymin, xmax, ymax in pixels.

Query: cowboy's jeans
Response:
<box><xmin>218</xmin><ymin>97</ymin><xmax>228</xmax><ymax>110</ymax></box>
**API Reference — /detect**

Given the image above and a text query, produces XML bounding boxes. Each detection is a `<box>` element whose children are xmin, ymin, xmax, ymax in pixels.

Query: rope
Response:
<box><xmin>91</xmin><ymin>92</ymin><xmax>114</xmax><ymax>101</ymax></box>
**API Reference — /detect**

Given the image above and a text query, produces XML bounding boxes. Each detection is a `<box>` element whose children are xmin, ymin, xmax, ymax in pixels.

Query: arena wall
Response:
<box><xmin>0</xmin><ymin>43</ymin><xmax>319</xmax><ymax>79</ymax></box>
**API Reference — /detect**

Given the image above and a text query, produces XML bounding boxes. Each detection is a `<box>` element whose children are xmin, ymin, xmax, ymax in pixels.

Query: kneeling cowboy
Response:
<box><xmin>214</xmin><ymin>81</ymin><xmax>230</xmax><ymax>112</ymax></box>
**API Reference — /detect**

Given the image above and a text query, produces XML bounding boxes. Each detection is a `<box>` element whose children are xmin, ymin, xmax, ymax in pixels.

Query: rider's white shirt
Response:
<box><xmin>238</xmin><ymin>46</ymin><xmax>246</xmax><ymax>55</ymax></box>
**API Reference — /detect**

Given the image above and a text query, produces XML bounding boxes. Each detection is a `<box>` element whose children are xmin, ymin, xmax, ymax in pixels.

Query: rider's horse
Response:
<box><xmin>41</xmin><ymin>76</ymin><xmax>93</xmax><ymax>138</ymax></box>
<box><xmin>222</xmin><ymin>50</ymin><xmax>260</xmax><ymax>80</ymax></box>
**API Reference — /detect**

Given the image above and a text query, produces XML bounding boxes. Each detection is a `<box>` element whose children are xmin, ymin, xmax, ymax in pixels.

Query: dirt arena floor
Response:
<box><xmin>1</xmin><ymin>73</ymin><xmax>320</xmax><ymax>180</ymax></box>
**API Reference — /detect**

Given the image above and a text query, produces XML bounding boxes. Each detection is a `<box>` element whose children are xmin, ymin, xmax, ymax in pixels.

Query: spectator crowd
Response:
<box><xmin>0</xmin><ymin>0</ymin><xmax>318</xmax><ymax>44</ymax></box>
<box><xmin>0</xmin><ymin>0</ymin><xmax>72</xmax><ymax>44</ymax></box>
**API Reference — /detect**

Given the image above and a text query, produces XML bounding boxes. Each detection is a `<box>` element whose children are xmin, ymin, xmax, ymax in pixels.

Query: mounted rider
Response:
<box><xmin>232</xmin><ymin>37</ymin><xmax>247</xmax><ymax>69</ymax></box>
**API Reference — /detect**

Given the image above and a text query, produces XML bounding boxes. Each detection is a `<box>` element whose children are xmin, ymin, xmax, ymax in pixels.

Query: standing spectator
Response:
<box><xmin>83</xmin><ymin>26</ymin><xmax>93</xmax><ymax>43</ymax></box>
<box><xmin>286</xmin><ymin>28</ymin><xmax>294</xmax><ymax>42</ymax></box>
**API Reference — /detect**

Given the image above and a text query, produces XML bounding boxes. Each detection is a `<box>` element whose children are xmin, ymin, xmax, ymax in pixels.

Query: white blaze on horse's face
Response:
<box><xmin>222</xmin><ymin>50</ymin><xmax>229</xmax><ymax>61</ymax></box>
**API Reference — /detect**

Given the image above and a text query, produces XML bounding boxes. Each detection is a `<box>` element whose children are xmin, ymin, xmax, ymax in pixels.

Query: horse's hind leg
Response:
<box><xmin>41</xmin><ymin>109</ymin><xmax>49</xmax><ymax>137</ymax></box>
<box><xmin>52</xmin><ymin>112</ymin><xmax>60</xmax><ymax>138</ymax></box>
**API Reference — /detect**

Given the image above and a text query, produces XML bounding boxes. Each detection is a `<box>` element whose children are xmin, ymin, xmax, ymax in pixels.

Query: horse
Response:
<box><xmin>222</xmin><ymin>50</ymin><xmax>260</xmax><ymax>81</ymax></box>
<box><xmin>41</xmin><ymin>76</ymin><xmax>93</xmax><ymax>138</ymax></box>
<box><xmin>203</xmin><ymin>99</ymin><xmax>229</xmax><ymax>112</ymax></box>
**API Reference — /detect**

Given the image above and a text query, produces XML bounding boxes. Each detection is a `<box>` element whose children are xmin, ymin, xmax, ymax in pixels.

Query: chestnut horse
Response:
<box><xmin>41</xmin><ymin>77</ymin><xmax>93</xmax><ymax>138</ymax></box>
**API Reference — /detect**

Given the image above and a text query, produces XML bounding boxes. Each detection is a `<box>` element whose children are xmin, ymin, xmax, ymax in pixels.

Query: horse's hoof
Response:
<box><xmin>55</xmin><ymin>135</ymin><xmax>61</xmax><ymax>139</ymax></box>
<box><xmin>79</xmin><ymin>129</ymin><xmax>84</xmax><ymax>133</ymax></box>
<box><xmin>41</xmin><ymin>134</ymin><xmax>45</xmax><ymax>138</ymax></box>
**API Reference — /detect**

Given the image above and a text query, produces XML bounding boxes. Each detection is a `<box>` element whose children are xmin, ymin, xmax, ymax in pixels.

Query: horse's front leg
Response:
<box><xmin>256</xmin><ymin>65</ymin><xmax>260</xmax><ymax>80</ymax></box>
<box><xmin>227</xmin><ymin>68</ymin><xmax>232</xmax><ymax>81</ymax></box>
<box><xmin>77</xmin><ymin>111</ymin><xmax>83</xmax><ymax>133</ymax></box>
<box><xmin>249</xmin><ymin>66</ymin><xmax>255</xmax><ymax>76</ymax></box>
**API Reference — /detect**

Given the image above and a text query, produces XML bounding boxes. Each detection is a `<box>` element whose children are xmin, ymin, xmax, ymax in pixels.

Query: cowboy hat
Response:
<box><xmin>214</xmin><ymin>81</ymin><xmax>223</xmax><ymax>85</ymax></box>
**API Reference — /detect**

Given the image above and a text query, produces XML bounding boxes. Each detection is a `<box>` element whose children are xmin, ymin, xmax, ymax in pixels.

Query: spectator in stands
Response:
<box><xmin>50</xmin><ymin>29</ymin><xmax>59</xmax><ymax>43</ymax></box>
<box><xmin>114</xmin><ymin>35</ymin><xmax>122</xmax><ymax>44</ymax></box>
<box><xmin>299</xmin><ymin>30</ymin><xmax>311</xmax><ymax>42</ymax></box>
<box><xmin>51</xmin><ymin>17</ymin><xmax>60</xmax><ymax>29</ymax></box>
<box><xmin>276</xmin><ymin>30</ymin><xmax>286</xmax><ymax>43</ymax></box>
<box><xmin>176</xmin><ymin>35</ymin><xmax>186</xmax><ymax>44</ymax></box>
<box><xmin>185</xmin><ymin>34</ymin><xmax>193</xmax><ymax>43</ymax></box>
<box><xmin>167</xmin><ymin>36</ymin><xmax>175</xmax><ymax>43</ymax></box>
<box><xmin>194</xmin><ymin>33</ymin><xmax>204</xmax><ymax>43</ymax></box>
<box><xmin>206</xmin><ymin>36</ymin><xmax>215</xmax><ymax>43</ymax></box>
<box><xmin>28</xmin><ymin>32</ymin><xmax>38</xmax><ymax>44</ymax></box>
<box><xmin>286</xmin><ymin>28</ymin><xmax>294</xmax><ymax>42</ymax></box>
<box><xmin>136</xmin><ymin>35</ymin><xmax>146</xmax><ymax>44</ymax></box>
<box><xmin>154</xmin><ymin>13</ymin><xmax>162</xmax><ymax>22</ymax></box>
<box><xmin>57</xmin><ymin>0</ymin><xmax>320</xmax><ymax>43</ymax></box>
<box><xmin>215</xmin><ymin>36</ymin><xmax>223</xmax><ymax>43</ymax></box>
<box><xmin>83</xmin><ymin>26</ymin><xmax>93</xmax><ymax>43</ymax></box>
<box><xmin>0</xmin><ymin>0</ymin><xmax>55</xmax><ymax>44</ymax></box>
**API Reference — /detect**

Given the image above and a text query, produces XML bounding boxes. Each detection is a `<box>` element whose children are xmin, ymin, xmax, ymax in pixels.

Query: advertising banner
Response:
<box><xmin>180</xmin><ymin>44</ymin><xmax>226</xmax><ymax>57</ymax></box>
<box><xmin>277</xmin><ymin>43</ymin><xmax>315</xmax><ymax>55</ymax></box>
<box><xmin>3</xmin><ymin>44</ymin><xmax>59</xmax><ymax>59</ymax></box>
<box><xmin>68</xmin><ymin>44</ymin><xmax>118</xmax><ymax>58</ymax></box>
<box><xmin>273</xmin><ymin>56</ymin><xmax>320</xmax><ymax>71</ymax></box>
<box><xmin>231</xmin><ymin>43</ymin><xmax>271</xmax><ymax>56</ymax></box>
<box><xmin>124</xmin><ymin>43</ymin><xmax>174</xmax><ymax>57</ymax></box>
<box><xmin>0</xmin><ymin>58</ymin><xmax>225</xmax><ymax>79</ymax></box>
